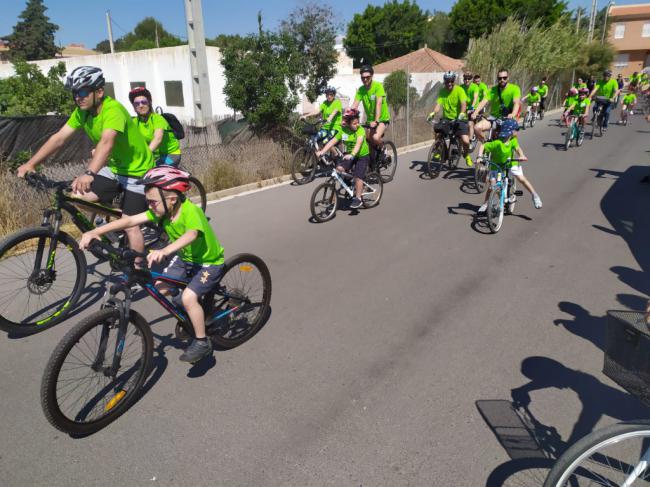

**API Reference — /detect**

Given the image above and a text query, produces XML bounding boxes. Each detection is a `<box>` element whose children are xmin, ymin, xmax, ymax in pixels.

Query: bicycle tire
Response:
<box><xmin>361</xmin><ymin>172</ymin><xmax>383</xmax><ymax>209</ymax></box>
<box><xmin>377</xmin><ymin>140</ymin><xmax>397</xmax><ymax>183</ymax></box>
<box><xmin>207</xmin><ymin>253</ymin><xmax>271</xmax><ymax>350</ymax></box>
<box><xmin>531</xmin><ymin>112</ymin><xmax>537</xmax><ymax>127</ymax></box>
<box><xmin>310</xmin><ymin>180</ymin><xmax>337</xmax><ymax>223</ymax></box>
<box><xmin>565</xmin><ymin>124</ymin><xmax>572</xmax><ymax>150</ymax></box>
<box><xmin>598</xmin><ymin>113</ymin><xmax>604</xmax><ymax>137</ymax></box>
<box><xmin>487</xmin><ymin>186</ymin><xmax>504</xmax><ymax>233</ymax></box>
<box><xmin>291</xmin><ymin>146</ymin><xmax>317</xmax><ymax>185</ymax></box>
<box><xmin>426</xmin><ymin>140</ymin><xmax>445</xmax><ymax>179</ymax></box>
<box><xmin>590</xmin><ymin>113</ymin><xmax>597</xmax><ymax>138</ymax></box>
<box><xmin>41</xmin><ymin>308</ymin><xmax>153</xmax><ymax>435</ymax></box>
<box><xmin>449</xmin><ymin>139</ymin><xmax>461</xmax><ymax>170</ymax></box>
<box><xmin>576</xmin><ymin>127</ymin><xmax>585</xmax><ymax>147</ymax></box>
<box><xmin>474</xmin><ymin>160</ymin><xmax>489</xmax><ymax>194</ymax></box>
<box><xmin>0</xmin><ymin>228</ymin><xmax>86</xmax><ymax>334</ymax></box>
<box><xmin>544</xmin><ymin>421</ymin><xmax>650</xmax><ymax>486</ymax></box>
<box><xmin>506</xmin><ymin>178</ymin><xmax>517</xmax><ymax>215</ymax></box>
<box><xmin>188</xmin><ymin>176</ymin><xmax>207</xmax><ymax>212</ymax></box>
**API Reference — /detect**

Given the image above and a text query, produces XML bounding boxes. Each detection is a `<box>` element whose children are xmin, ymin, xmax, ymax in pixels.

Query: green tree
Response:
<box><xmin>206</xmin><ymin>34</ymin><xmax>250</xmax><ymax>50</ymax></box>
<box><xmin>344</xmin><ymin>0</ymin><xmax>429</xmax><ymax>66</ymax></box>
<box><xmin>94</xmin><ymin>39</ymin><xmax>112</xmax><ymax>54</ymax></box>
<box><xmin>421</xmin><ymin>11</ymin><xmax>452</xmax><ymax>54</ymax></box>
<box><xmin>280</xmin><ymin>3</ymin><xmax>339</xmax><ymax>103</ymax></box>
<box><xmin>7</xmin><ymin>0</ymin><xmax>60</xmax><ymax>61</ymax></box>
<box><xmin>95</xmin><ymin>17</ymin><xmax>183</xmax><ymax>53</ymax></box>
<box><xmin>575</xmin><ymin>41</ymin><xmax>615</xmax><ymax>79</ymax></box>
<box><xmin>0</xmin><ymin>61</ymin><xmax>74</xmax><ymax>115</ymax></box>
<box><xmin>382</xmin><ymin>70</ymin><xmax>418</xmax><ymax>116</ymax></box>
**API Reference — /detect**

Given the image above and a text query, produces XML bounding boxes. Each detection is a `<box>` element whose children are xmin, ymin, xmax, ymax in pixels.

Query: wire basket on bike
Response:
<box><xmin>603</xmin><ymin>310</ymin><xmax>650</xmax><ymax>408</ymax></box>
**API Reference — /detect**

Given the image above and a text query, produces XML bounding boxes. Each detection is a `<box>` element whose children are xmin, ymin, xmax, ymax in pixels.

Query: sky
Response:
<box><xmin>3</xmin><ymin>0</ymin><xmax>650</xmax><ymax>49</ymax></box>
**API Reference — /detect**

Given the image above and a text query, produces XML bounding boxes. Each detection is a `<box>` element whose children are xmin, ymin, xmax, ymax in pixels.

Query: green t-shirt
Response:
<box><xmin>335</xmin><ymin>125</ymin><xmax>370</xmax><ymax>157</ymax></box>
<box><xmin>574</xmin><ymin>82</ymin><xmax>587</xmax><ymax>91</ymax></box>
<box><xmin>320</xmin><ymin>99</ymin><xmax>343</xmax><ymax>132</ymax></box>
<box><xmin>354</xmin><ymin>81</ymin><xmax>390</xmax><ymax>123</ymax></box>
<box><xmin>488</xmin><ymin>83</ymin><xmax>522</xmax><ymax>118</ymax></box>
<box><xmin>462</xmin><ymin>83</ymin><xmax>479</xmax><ymax>108</ymax></box>
<box><xmin>595</xmin><ymin>79</ymin><xmax>619</xmax><ymax>99</ymax></box>
<box><xmin>133</xmin><ymin>113</ymin><xmax>181</xmax><ymax>160</ymax></box>
<box><xmin>564</xmin><ymin>95</ymin><xmax>578</xmax><ymax>108</ymax></box>
<box><xmin>623</xmin><ymin>93</ymin><xmax>637</xmax><ymax>105</ymax></box>
<box><xmin>523</xmin><ymin>93</ymin><xmax>541</xmax><ymax>104</ymax></box>
<box><xmin>146</xmin><ymin>198</ymin><xmax>224</xmax><ymax>266</ymax></box>
<box><xmin>570</xmin><ymin>97</ymin><xmax>591</xmax><ymax>115</ymax></box>
<box><xmin>476</xmin><ymin>82</ymin><xmax>489</xmax><ymax>103</ymax></box>
<box><xmin>67</xmin><ymin>96</ymin><xmax>154</xmax><ymax>177</ymax></box>
<box><xmin>483</xmin><ymin>138</ymin><xmax>520</xmax><ymax>167</ymax></box>
<box><xmin>538</xmin><ymin>84</ymin><xmax>549</xmax><ymax>97</ymax></box>
<box><xmin>437</xmin><ymin>84</ymin><xmax>468</xmax><ymax>120</ymax></box>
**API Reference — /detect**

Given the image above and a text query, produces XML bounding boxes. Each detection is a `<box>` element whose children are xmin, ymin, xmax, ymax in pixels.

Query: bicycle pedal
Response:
<box><xmin>514</xmin><ymin>190</ymin><xmax>524</xmax><ymax>196</ymax></box>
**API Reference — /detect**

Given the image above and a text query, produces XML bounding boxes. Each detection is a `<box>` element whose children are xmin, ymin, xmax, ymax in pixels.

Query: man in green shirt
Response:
<box><xmin>462</xmin><ymin>73</ymin><xmax>480</xmax><ymax>143</ymax></box>
<box><xmin>589</xmin><ymin>69</ymin><xmax>620</xmax><ymax>131</ymax></box>
<box><xmin>537</xmin><ymin>77</ymin><xmax>549</xmax><ymax>115</ymax></box>
<box><xmin>473</xmin><ymin>68</ymin><xmax>521</xmax><ymax>142</ymax></box>
<box><xmin>17</xmin><ymin>66</ymin><xmax>154</xmax><ymax>254</ymax></box>
<box><xmin>351</xmin><ymin>65</ymin><xmax>390</xmax><ymax>154</ymax></box>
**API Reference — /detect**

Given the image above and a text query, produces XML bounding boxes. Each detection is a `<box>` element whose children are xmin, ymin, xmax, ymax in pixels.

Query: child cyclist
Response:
<box><xmin>564</xmin><ymin>88</ymin><xmax>591</xmax><ymax>128</ymax></box>
<box><xmin>561</xmin><ymin>87</ymin><xmax>579</xmax><ymax>126</ymax></box>
<box><xmin>315</xmin><ymin>108</ymin><xmax>370</xmax><ymax>209</ymax></box>
<box><xmin>619</xmin><ymin>91</ymin><xmax>637</xmax><ymax>124</ymax></box>
<box><xmin>79</xmin><ymin>166</ymin><xmax>225</xmax><ymax>363</ymax></box>
<box><xmin>476</xmin><ymin>119</ymin><xmax>542</xmax><ymax>214</ymax></box>
<box><xmin>522</xmin><ymin>86</ymin><xmax>541</xmax><ymax>120</ymax></box>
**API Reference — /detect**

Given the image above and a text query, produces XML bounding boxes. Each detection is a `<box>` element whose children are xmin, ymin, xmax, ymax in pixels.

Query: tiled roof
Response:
<box><xmin>609</xmin><ymin>4</ymin><xmax>650</xmax><ymax>17</ymax></box>
<box><xmin>373</xmin><ymin>47</ymin><xmax>464</xmax><ymax>74</ymax></box>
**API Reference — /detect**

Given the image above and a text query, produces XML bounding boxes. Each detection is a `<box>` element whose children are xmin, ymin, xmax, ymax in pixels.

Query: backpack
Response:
<box><xmin>155</xmin><ymin>107</ymin><xmax>185</xmax><ymax>140</ymax></box>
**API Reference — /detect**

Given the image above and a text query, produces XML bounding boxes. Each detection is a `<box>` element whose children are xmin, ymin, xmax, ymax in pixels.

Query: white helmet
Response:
<box><xmin>443</xmin><ymin>71</ymin><xmax>457</xmax><ymax>82</ymax></box>
<box><xmin>64</xmin><ymin>66</ymin><xmax>105</xmax><ymax>92</ymax></box>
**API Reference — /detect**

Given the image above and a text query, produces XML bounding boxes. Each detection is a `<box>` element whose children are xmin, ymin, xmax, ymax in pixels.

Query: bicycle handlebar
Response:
<box><xmin>88</xmin><ymin>240</ymin><xmax>148</xmax><ymax>266</ymax></box>
<box><xmin>24</xmin><ymin>172</ymin><xmax>72</xmax><ymax>192</ymax></box>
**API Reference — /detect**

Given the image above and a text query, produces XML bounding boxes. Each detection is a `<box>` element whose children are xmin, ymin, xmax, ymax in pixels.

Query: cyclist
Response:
<box><xmin>619</xmin><ymin>91</ymin><xmax>637</xmax><ymax>125</ymax></box>
<box><xmin>630</xmin><ymin>71</ymin><xmax>640</xmax><ymax>91</ymax></box>
<box><xmin>561</xmin><ymin>87</ymin><xmax>579</xmax><ymax>126</ymax></box>
<box><xmin>462</xmin><ymin>73</ymin><xmax>480</xmax><ymax>142</ymax></box>
<box><xmin>315</xmin><ymin>108</ymin><xmax>370</xmax><ymax>209</ymax></box>
<box><xmin>537</xmin><ymin>77</ymin><xmax>549</xmax><ymax>117</ymax></box>
<box><xmin>564</xmin><ymin>88</ymin><xmax>591</xmax><ymax>130</ymax></box>
<box><xmin>474</xmin><ymin>68</ymin><xmax>521</xmax><ymax>142</ymax></box>
<box><xmin>476</xmin><ymin>119</ymin><xmax>542</xmax><ymax>214</ymax></box>
<box><xmin>589</xmin><ymin>69</ymin><xmax>620</xmax><ymax>132</ymax></box>
<box><xmin>351</xmin><ymin>65</ymin><xmax>390</xmax><ymax>156</ymax></box>
<box><xmin>300</xmin><ymin>86</ymin><xmax>343</xmax><ymax>142</ymax></box>
<box><xmin>586</xmin><ymin>74</ymin><xmax>597</xmax><ymax>93</ymax></box>
<box><xmin>16</xmin><ymin>66</ymin><xmax>154</xmax><ymax>255</ymax></box>
<box><xmin>574</xmin><ymin>77</ymin><xmax>588</xmax><ymax>91</ymax></box>
<box><xmin>129</xmin><ymin>86</ymin><xmax>182</xmax><ymax>167</ymax></box>
<box><xmin>522</xmin><ymin>86</ymin><xmax>541</xmax><ymax>122</ymax></box>
<box><xmin>427</xmin><ymin>71</ymin><xmax>473</xmax><ymax>167</ymax></box>
<box><xmin>79</xmin><ymin>166</ymin><xmax>225</xmax><ymax>364</ymax></box>
<box><xmin>473</xmin><ymin>74</ymin><xmax>490</xmax><ymax>105</ymax></box>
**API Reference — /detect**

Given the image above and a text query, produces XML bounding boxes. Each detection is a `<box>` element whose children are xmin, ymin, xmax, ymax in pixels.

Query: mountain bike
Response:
<box><xmin>0</xmin><ymin>173</ymin><xmax>206</xmax><ymax>334</ymax></box>
<box><xmin>309</xmin><ymin>164</ymin><xmax>383</xmax><ymax>223</ymax></box>
<box><xmin>290</xmin><ymin>120</ymin><xmax>344</xmax><ymax>185</ymax></box>
<box><xmin>591</xmin><ymin>97</ymin><xmax>611</xmax><ymax>138</ymax></box>
<box><xmin>40</xmin><ymin>239</ymin><xmax>271</xmax><ymax>435</ymax></box>
<box><xmin>544</xmin><ymin>310</ymin><xmax>650</xmax><ymax>486</ymax></box>
<box><xmin>483</xmin><ymin>158</ymin><xmax>524</xmax><ymax>234</ymax></box>
<box><xmin>564</xmin><ymin>115</ymin><xmax>585</xmax><ymax>150</ymax></box>
<box><xmin>426</xmin><ymin>119</ymin><xmax>465</xmax><ymax>179</ymax></box>
<box><xmin>362</xmin><ymin>124</ymin><xmax>397</xmax><ymax>183</ymax></box>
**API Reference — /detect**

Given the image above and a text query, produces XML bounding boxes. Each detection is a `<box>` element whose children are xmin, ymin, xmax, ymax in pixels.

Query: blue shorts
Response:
<box><xmin>161</xmin><ymin>255</ymin><xmax>224</xmax><ymax>297</ymax></box>
<box><xmin>156</xmin><ymin>154</ymin><xmax>181</xmax><ymax>167</ymax></box>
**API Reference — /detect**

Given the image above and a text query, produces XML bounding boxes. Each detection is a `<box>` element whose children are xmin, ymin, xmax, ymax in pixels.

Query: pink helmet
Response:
<box><xmin>139</xmin><ymin>166</ymin><xmax>191</xmax><ymax>193</ymax></box>
<box><xmin>342</xmin><ymin>107</ymin><xmax>360</xmax><ymax>121</ymax></box>
<box><xmin>568</xmin><ymin>87</ymin><xmax>578</xmax><ymax>96</ymax></box>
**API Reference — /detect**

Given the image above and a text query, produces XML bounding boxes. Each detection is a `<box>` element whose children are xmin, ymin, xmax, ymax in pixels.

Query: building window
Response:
<box><xmin>614</xmin><ymin>53</ymin><xmax>629</xmax><ymax>68</ymax></box>
<box><xmin>164</xmin><ymin>81</ymin><xmax>184</xmax><ymax>107</ymax></box>
<box><xmin>103</xmin><ymin>82</ymin><xmax>115</xmax><ymax>99</ymax></box>
<box><xmin>130</xmin><ymin>81</ymin><xmax>146</xmax><ymax>89</ymax></box>
<box><xmin>642</xmin><ymin>23</ymin><xmax>650</xmax><ymax>38</ymax></box>
<box><xmin>614</xmin><ymin>24</ymin><xmax>625</xmax><ymax>39</ymax></box>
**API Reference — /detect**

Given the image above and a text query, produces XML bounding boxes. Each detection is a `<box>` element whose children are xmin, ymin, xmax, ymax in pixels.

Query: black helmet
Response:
<box><xmin>360</xmin><ymin>64</ymin><xmax>374</xmax><ymax>76</ymax></box>
<box><xmin>323</xmin><ymin>86</ymin><xmax>336</xmax><ymax>95</ymax></box>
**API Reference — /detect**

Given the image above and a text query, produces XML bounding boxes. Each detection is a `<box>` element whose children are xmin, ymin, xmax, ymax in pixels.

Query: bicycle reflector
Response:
<box><xmin>239</xmin><ymin>265</ymin><xmax>253</xmax><ymax>273</ymax></box>
<box><xmin>105</xmin><ymin>390</ymin><xmax>126</xmax><ymax>412</ymax></box>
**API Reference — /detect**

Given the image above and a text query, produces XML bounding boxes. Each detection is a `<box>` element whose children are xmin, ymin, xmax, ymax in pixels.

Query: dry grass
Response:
<box><xmin>0</xmin><ymin>173</ymin><xmax>50</xmax><ymax>239</ymax></box>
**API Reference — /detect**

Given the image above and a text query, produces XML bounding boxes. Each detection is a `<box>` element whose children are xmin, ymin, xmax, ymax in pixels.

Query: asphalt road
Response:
<box><xmin>1</xmin><ymin>113</ymin><xmax>650</xmax><ymax>486</ymax></box>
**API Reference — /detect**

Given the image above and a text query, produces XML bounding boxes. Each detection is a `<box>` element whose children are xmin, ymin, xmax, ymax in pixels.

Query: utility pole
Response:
<box><xmin>588</xmin><ymin>0</ymin><xmax>598</xmax><ymax>43</ymax></box>
<box><xmin>106</xmin><ymin>11</ymin><xmax>115</xmax><ymax>54</ymax></box>
<box><xmin>184</xmin><ymin>0</ymin><xmax>213</xmax><ymax>127</ymax></box>
<box><xmin>601</xmin><ymin>1</ymin><xmax>614</xmax><ymax>45</ymax></box>
<box><xmin>572</xmin><ymin>9</ymin><xmax>582</xmax><ymax>85</ymax></box>
<box><xmin>406</xmin><ymin>65</ymin><xmax>410</xmax><ymax>146</ymax></box>
<box><xmin>155</xmin><ymin>23</ymin><xmax>160</xmax><ymax>48</ymax></box>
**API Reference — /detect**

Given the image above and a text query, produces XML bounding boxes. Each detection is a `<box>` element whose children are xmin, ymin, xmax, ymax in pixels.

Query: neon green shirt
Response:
<box><xmin>570</xmin><ymin>97</ymin><xmax>590</xmax><ymax>115</ymax></box>
<box><xmin>67</xmin><ymin>96</ymin><xmax>154</xmax><ymax>177</ymax></box>
<box><xmin>462</xmin><ymin>83</ymin><xmax>479</xmax><ymax>109</ymax></box>
<box><xmin>476</xmin><ymin>82</ymin><xmax>489</xmax><ymax>103</ymax></box>
<box><xmin>574</xmin><ymin>82</ymin><xmax>587</xmax><ymax>91</ymax></box>
<box><xmin>538</xmin><ymin>84</ymin><xmax>549</xmax><ymax>97</ymax></box>
<box><xmin>133</xmin><ymin>113</ymin><xmax>181</xmax><ymax>160</ymax></box>
<box><xmin>320</xmin><ymin>99</ymin><xmax>343</xmax><ymax>132</ymax></box>
<box><xmin>564</xmin><ymin>95</ymin><xmax>578</xmax><ymax>108</ymax></box>
<box><xmin>595</xmin><ymin>79</ymin><xmax>619</xmax><ymax>99</ymax></box>
<box><xmin>354</xmin><ymin>81</ymin><xmax>390</xmax><ymax>122</ymax></box>
<box><xmin>488</xmin><ymin>83</ymin><xmax>521</xmax><ymax>118</ymax></box>
<box><xmin>483</xmin><ymin>138</ymin><xmax>521</xmax><ymax>167</ymax></box>
<box><xmin>623</xmin><ymin>93</ymin><xmax>637</xmax><ymax>105</ymax></box>
<box><xmin>437</xmin><ymin>85</ymin><xmax>468</xmax><ymax>120</ymax></box>
<box><xmin>146</xmin><ymin>198</ymin><xmax>224</xmax><ymax>266</ymax></box>
<box><xmin>523</xmin><ymin>93</ymin><xmax>541</xmax><ymax>104</ymax></box>
<box><xmin>335</xmin><ymin>125</ymin><xmax>370</xmax><ymax>157</ymax></box>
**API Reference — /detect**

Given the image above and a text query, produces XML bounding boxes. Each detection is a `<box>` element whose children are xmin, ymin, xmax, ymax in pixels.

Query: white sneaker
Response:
<box><xmin>478</xmin><ymin>203</ymin><xmax>488</xmax><ymax>213</ymax></box>
<box><xmin>532</xmin><ymin>194</ymin><xmax>542</xmax><ymax>209</ymax></box>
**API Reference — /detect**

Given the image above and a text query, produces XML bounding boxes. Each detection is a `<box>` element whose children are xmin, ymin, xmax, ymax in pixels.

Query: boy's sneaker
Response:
<box><xmin>350</xmin><ymin>197</ymin><xmax>363</xmax><ymax>209</ymax></box>
<box><xmin>477</xmin><ymin>203</ymin><xmax>488</xmax><ymax>214</ymax></box>
<box><xmin>179</xmin><ymin>338</ymin><xmax>212</xmax><ymax>363</ymax></box>
<box><xmin>532</xmin><ymin>194</ymin><xmax>543</xmax><ymax>209</ymax></box>
<box><xmin>465</xmin><ymin>154</ymin><xmax>474</xmax><ymax>167</ymax></box>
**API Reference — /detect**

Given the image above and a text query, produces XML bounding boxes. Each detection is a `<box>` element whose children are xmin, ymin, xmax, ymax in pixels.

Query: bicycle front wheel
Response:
<box><xmin>544</xmin><ymin>421</ymin><xmax>650</xmax><ymax>486</ymax></box>
<box><xmin>207</xmin><ymin>253</ymin><xmax>271</xmax><ymax>350</ymax></box>
<box><xmin>310</xmin><ymin>181</ymin><xmax>338</xmax><ymax>223</ymax></box>
<box><xmin>291</xmin><ymin>147</ymin><xmax>317</xmax><ymax>185</ymax></box>
<box><xmin>565</xmin><ymin>125</ymin><xmax>572</xmax><ymax>150</ymax></box>
<box><xmin>377</xmin><ymin>141</ymin><xmax>397</xmax><ymax>183</ymax></box>
<box><xmin>41</xmin><ymin>308</ymin><xmax>153</xmax><ymax>435</ymax></box>
<box><xmin>487</xmin><ymin>186</ymin><xmax>504</xmax><ymax>233</ymax></box>
<box><xmin>362</xmin><ymin>172</ymin><xmax>383</xmax><ymax>209</ymax></box>
<box><xmin>0</xmin><ymin>228</ymin><xmax>86</xmax><ymax>334</ymax></box>
<box><xmin>426</xmin><ymin>140</ymin><xmax>445</xmax><ymax>179</ymax></box>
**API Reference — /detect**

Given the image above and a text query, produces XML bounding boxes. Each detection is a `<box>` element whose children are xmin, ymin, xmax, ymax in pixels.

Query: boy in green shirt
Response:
<box><xmin>619</xmin><ymin>92</ymin><xmax>637</xmax><ymax>125</ymax></box>
<box><xmin>315</xmin><ymin>108</ymin><xmax>370</xmax><ymax>209</ymax></box>
<box><xmin>522</xmin><ymin>86</ymin><xmax>541</xmax><ymax>121</ymax></box>
<box><xmin>79</xmin><ymin>166</ymin><xmax>225</xmax><ymax>364</ymax></box>
<box><xmin>564</xmin><ymin>88</ymin><xmax>591</xmax><ymax>128</ymax></box>
<box><xmin>300</xmin><ymin>86</ymin><xmax>343</xmax><ymax>142</ymax></box>
<box><xmin>462</xmin><ymin>73</ymin><xmax>480</xmax><ymax>143</ymax></box>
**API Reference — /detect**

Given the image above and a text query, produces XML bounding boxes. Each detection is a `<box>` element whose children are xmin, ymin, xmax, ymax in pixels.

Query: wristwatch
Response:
<box><xmin>84</xmin><ymin>170</ymin><xmax>96</xmax><ymax>177</ymax></box>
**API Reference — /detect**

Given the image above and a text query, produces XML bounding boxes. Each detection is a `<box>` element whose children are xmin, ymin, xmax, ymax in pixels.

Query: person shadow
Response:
<box><xmin>553</xmin><ymin>301</ymin><xmax>606</xmax><ymax>351</ymax></box>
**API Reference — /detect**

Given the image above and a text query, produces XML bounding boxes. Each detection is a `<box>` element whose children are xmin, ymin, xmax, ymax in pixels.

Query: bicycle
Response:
<box><xmin>620</xmin><ymin>104</ymin><xmax>634</xmax><ymax>126</ymax></box>
<box><xmin>591</xmin><ymin>96</ymin><xmax>611</xmax><ymax>138</ymax></box>
<box><xmin>362</xmin><ymin>124</ymin><xmax>397</xmax><ymax>183</ymax></box>
<box><xmin>0</xmin><ymin>173</ymin><xmax>206</xmax><ymax>334</ymax></box>
<box><xmin>564</xmin><ymin>115</ymin><xmax>585</xmax><ymax>150</ymax></box>
<box><xmin>40</xmin><ymin>239</ymin><xmax>271</xmax><ymax>435</ymax></box>
<box><xmin>426</xmin><ymin>119</ymin><xmax>466</xmax><ymax>179</ymax></box>
<box><xmin>290</xmin><ymin>120</ymin><xmax>344</xmax><ymax>185</ymax></box>
<box><xmin>482</xmin><ymin>157</ymin><xmax>524</xmax><ymax>234</ymax></box>
<box><xmin>544</xmin><ymin>310</ymin><xmax>650</xmax><ymax>486</ymax></box>
<box><xmin>309</xmin><ymin>163</ymin><xmax>383</xmax><ymax>223</ymax></box>
<box><xmin>521</xmin><ymin>106</ymin><xmax>539</xmax><ymax>130</ymax></box>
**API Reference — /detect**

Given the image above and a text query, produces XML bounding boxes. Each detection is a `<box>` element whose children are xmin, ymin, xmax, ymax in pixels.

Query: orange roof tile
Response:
<box><xmin>373</xmin><ymin>47</ymin><xmax>464</xmax><ymax>74</ymax></box>
<box><xmin>609</xmin><ymin>3</ymin><xmax>650</xmax><ymax>18</ymax></box>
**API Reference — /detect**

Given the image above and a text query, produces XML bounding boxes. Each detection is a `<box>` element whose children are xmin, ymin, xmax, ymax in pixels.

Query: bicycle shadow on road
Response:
<box><xmin>541</xmin><ymin>142</ymin><xmax>567</xmax><ymax>151</ymax></box>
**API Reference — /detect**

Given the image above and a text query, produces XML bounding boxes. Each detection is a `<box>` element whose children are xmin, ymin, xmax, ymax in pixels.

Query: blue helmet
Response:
<box><xmin>499</xmin><ymin>119</ymin><xmax>519</xmax><ymax>139</ymax></box>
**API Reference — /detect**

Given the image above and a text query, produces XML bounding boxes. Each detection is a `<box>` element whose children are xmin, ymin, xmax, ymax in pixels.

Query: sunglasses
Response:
<box><xmin>497</xmin><ymin>76</ymin><xmax>508</xmax><ymax>81</ymax></box>
<box><xmin>73</xmin><ymin>88</ymin><xmax>92</xmax><ymax>98</ymax></box>
<box><xmin>361</xmin><ymin>76</ymin><xmax>372</xmax><ymax>80</ymax></box>
<box><xmin>133</xmin><ymin>100</ymin><xmax>149</xmax><ymax>107</ymax></box>
<box><xmin>146</xmin><ymin>197</ymin><xmax>173</xmax><ymax>208</ymax></box>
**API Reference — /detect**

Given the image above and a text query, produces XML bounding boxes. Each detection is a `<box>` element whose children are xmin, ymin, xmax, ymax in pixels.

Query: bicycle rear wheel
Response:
<box><xmin>474</xmin><ymin>160</ymin><xmax>489</xmax><ymax>193</ymax></box>
<box><xmin>310</xmin><ymin>180</ymin><xmax>338</xmax><ymax>223</ymax></box>
<box><xmin>40</xmin><ymin>308</ymin><xmax>153</xmax><ymax>435</ymax></box>
<box><xmin>426</xmin><ymin>139</ymin><xmax>445</xmax><ymax>179</ymax></box>
<box><xmin>187</xmin><ymin>176</ymin><xmax>207</xmax><ymax>212</ymax></box>
<box><xmin>576</xmin><ymin>126</ymin><xmax>585</xmax><ymax>147</ymax></box>
<box><xmin>544</xmin><ymin>421</ymin><xmax>650</xmax><ymax>486</ymax></box>
<box><xmin>291</xmin><ymin>146</ymin><xmax>317</xmax><ymax>185</ymax></box>
<box><xmin>376</xmin><ymin>141</ymin><xmax>397</xmax><ymax>183</ymax></box>
<box><xmin>0</xmin><ymin>228</ymin><xmax>86</xmax><ymax>334</ymax></box>
<box><xmin>207</xmin><ymin>253</ymin><xmax>271</xmax><ymax>350</ymax></box>
<box><xmin>487</xmin><ymin>186</ymin><xmax>504</xmax><ymax>233</ymax></box>
<box><xmin>361</xmin><ymin>172</ymin><xmax>383</xmax><ymax>208</ymax></box>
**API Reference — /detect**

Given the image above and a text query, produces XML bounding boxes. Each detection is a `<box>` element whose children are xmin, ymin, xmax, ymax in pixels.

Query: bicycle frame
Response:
<box><xmin>329</xmin><ymin>168</ymin><xmax>376</xmax><ymax>199</ymax></box>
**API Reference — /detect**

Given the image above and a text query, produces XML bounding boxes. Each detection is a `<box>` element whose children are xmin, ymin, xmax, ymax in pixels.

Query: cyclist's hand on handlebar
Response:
<box><xmin>79</xmin><ymin>232</ymin><xmax>100</xmax><ymax>251</ymax></box>
<box><xmin>72</xmin><ymin>174</ymin><xmax>94</xmax><ymax>194</ymax></box>
<box><xmin>16</xmin><ymin>163</ymin><xmax>36</xmax><ymax>178</ymax></box>
<box><xmin>146</xmin><ymin>249</ymin><xmax>168</xmax><ymax>267</ymax></box>
<box><xmin>369</xmin><ymin>121</ymin><xmax>378</xmax><ymax>129</ymax></box>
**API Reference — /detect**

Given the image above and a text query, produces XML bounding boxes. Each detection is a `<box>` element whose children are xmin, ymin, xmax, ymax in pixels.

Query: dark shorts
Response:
<box><xmin>435</xmin><ymin>119</ymin><xmax>469</xmax><ymax>137</ymax></box>
<box><xmin>90</xmin><ymin>174</ymin><xmax>148</xmax><ymax>216</ymax></box>
<box><xmin>161</xmin><ymin>255</ymin><xmax>224</xmax><ymax>297</ymax></box>
<box><xmin>540</xmin><ymin>97</ymin><xmax>547</xmax><ymax>110</ymax></box>
<box><xmin>339</xmin><ymin>155</ymin><xmax>370</xmax><ymax>179</ymax></box>
<box><xmin>156</xmin><ymin>154</ymin><xmax>181</xmax><ymax>167</ymax></box>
